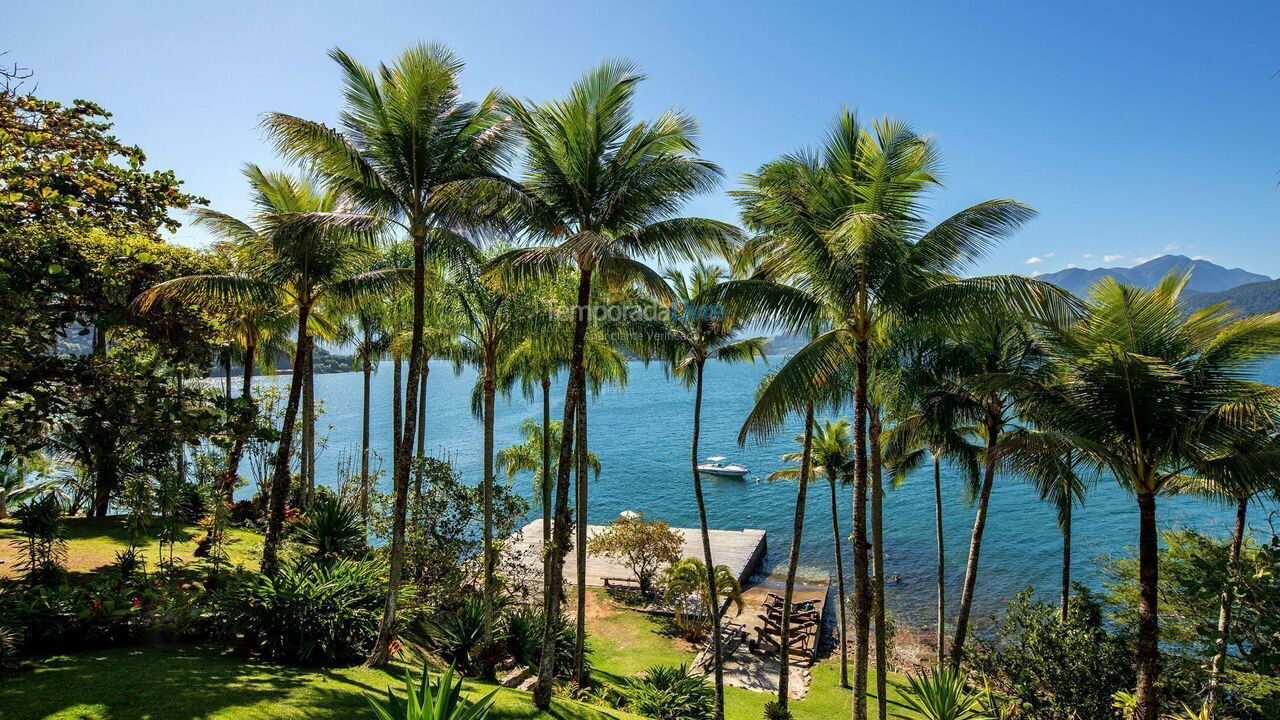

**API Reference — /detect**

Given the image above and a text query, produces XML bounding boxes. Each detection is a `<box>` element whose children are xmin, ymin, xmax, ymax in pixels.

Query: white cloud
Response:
<box><xmin>1104</xmin><ymin>254</ymin><xmax>1126</xmax><ymax>263</ymax></box>
<box><xmin>1066</xmin><ymin>263</ymin><xmax>1077</xmax><ymax>269</ymax></box>
<box><xmin>1024</xmin><ymin>256</ymin><xmax>1043</xmax><ymax>265</ymax></box>
<box><xmin>1045</xmin><ymin>252</ymin><xmax>1056</xmax><ymax>258</ymax></box>
<box><xmin>1132</xmin><ymin>256</ymin><xmax>1152</xmax><ymax>265</ymax></box>
<box><xmin>1029</xmin><ymin>270</ymin><xmax>1042</xmax><ymax>277</ymax></box>
<box><xmin>1163</xmin><ymin>243</ymin><xmax>1180</xmax><ymax>252</ymax></box>
<box><xmin>1082</xmin><ymin>253</ymin><xmax>1093</xmax><ymax>259</ymax></box>
<box><xmin>1192</xmin><ymin>255</ymin><xmax>1212</xmax><ymax>261</ymax></box>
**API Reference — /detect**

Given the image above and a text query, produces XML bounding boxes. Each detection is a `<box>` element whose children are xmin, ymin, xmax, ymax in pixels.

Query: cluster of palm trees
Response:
<box><xmin>713</xmin><ymin>113</ymin><xmax>1280</xmax><ymax>720</ymax></box>
<box><xmin>138</xmin><ymin>41</ymin><xmax>1280</xmax><ymax>720</ymax></box>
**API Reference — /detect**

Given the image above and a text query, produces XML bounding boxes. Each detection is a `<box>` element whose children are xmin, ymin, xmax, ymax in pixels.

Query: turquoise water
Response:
<box><xmin>250</xmin><ymin>357</ymin><xmax>1279</xmax><ymax>627</ymax></box>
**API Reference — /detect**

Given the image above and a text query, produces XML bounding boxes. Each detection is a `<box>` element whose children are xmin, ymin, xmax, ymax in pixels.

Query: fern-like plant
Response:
<box><xmin>365</xmin><ymin>662</ymin><xmax>497</xmax><ymax>720</ymax></box>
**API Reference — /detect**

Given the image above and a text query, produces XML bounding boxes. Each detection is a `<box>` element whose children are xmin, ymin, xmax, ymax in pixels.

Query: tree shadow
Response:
<box><xmin>0</xmin><ymin>644</ymin><xmax>636</xmax><ymax>720</ymax></box>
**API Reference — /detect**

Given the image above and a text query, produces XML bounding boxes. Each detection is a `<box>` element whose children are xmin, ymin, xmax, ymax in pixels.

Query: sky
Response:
<box><xmin>7</xmin><ymin>0</ymin><xmax>1280</xmax><ymax>277</ymax></box>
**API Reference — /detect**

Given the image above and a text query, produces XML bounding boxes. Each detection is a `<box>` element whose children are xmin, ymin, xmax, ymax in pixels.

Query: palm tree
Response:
<box><xmin>196</xmin><ymin>241</ymin><xmax>296</xmax><ymax>502</ymax></box>
<box><xmin>769</xmin><ymin>417</ymin><xmax>855</xmax><ymax>687</ymax></box>
<box><xmin>341</xmin><ymin>303</ymin><xmax>390</xmax><ymax>525</ymax></box>
<box><xmin>651</xmin><ymin>262</ymin><xmax>767</xmax><ymax>707</ymax></box>
<box><xmin>999</xmin><ymin>427</ymin><xmax>1096</xmax><ymax>621</ymax></box>
<box><xmin>137</xmin><ymin>166</ymin><xmax>394</xmax><ymax>576</ymax></box>
<box><xmin>882</xmin><ymin>346</ymin><xmax>982</xmax><ymax>663</ymax></box>
<box><xmin>1008</xmin><ymin>273</ymin><xmax>1280</xmax><ymax>720</ymax></box>
<box><xmin>941</xmin><ymin>313</ymin><xmax>1049</xmax><ymax>671</ymax></box>
<box><xmin>493</xmin><ymin>61</ymin><xmax>735</xmax><ymax>709</ymax></box>
<box><xmin>726</xmin><ymin>110</ymin><xmax>1046</xmax><ymax>720</ymax></box>
<box><xmin>661</xmin><ymin>558</ymin><xmax>745</xmax><ymax>641</ymax></box>
<box><xmin>497</xmin><ymin>418</ymin><xmax>602</xmax><ymax>502</ymax></box>
<box><xmin>453</xmin><ymin>248</ymin><xmax>542</xmax><ymax>667</ymax></box>
<box><xmin>264</xmin><ymin>43</ymin><xmax>513</xmax><ymax>668</ymax></box>
<box><xmin>1170</xmin><ymin>429</ymin><xmax>1280</xmax><ymax>714</ymax></box>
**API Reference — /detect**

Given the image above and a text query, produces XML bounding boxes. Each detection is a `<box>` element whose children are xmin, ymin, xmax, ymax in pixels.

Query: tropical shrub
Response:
<box><xmin>888</xmin><ymin>666</ymin><xmax>989</xmax><ymax>720</ymax></box>
<box><xmin>225</xmin><ymin>558</ymin><xmax>403</xmax><ymax>665</ymax></box>
<box><xmin>504</xmin><ymin>604</ymin><xmax>588</xmax><ymax>679</ymax></box>
<box><xmin>295</xmin><ymin>492</ymin><xmax>365</xmax><ymax>563</ymax></box>
<box><xmin>661</xmin><ymin>558</ymin><xmax>743</xmax><ymax>641</ymax></box>
<box><xmin>407</xmin><ymin>595</ymin><xmax>527</xmax><ymax>675</ymax></box>
<box><xmin>10</xmin><ymin>493</ymin><xmax>66</xmax><ymax>584</ymax></box>
<box><xmin>365</xmin><ymin>662</ymin><xmax>496</xmax><ymax>720</ymax></box>
<box><xmin>762</xmin><ymin>701</ymin><xmax>793</xmax><ymax>720</ymax></box>
<box><xmin>587</xmin><ymin>513</ymin><xmax>682</xmax><ymax>595</ymax></box>
<box><xmin>0</xmin><ymin>625</ymin><xmax>18</xmax><ymax>670</ymax></box>
<box><xmin>966</xmin><ymin>587</ymin><xmax>1131</xmax><ymax>720</ymax></box>
<box><xmin>622</xmin><ymin>664</ymin><xmax>715</xmax><ymax>720</ymax></box>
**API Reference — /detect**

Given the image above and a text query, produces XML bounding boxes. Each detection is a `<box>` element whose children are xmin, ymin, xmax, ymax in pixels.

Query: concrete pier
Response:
<box><xmin>511</xmin><ymin>518</ymin><xmax>767</xmax><ymax>586</ymax></box>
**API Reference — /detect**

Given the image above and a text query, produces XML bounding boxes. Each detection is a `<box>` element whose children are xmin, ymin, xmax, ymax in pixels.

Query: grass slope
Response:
<box><xmin>0</xmin><ymin>516</ymin><xmax>263</xmax><ymax>578</ymax></box>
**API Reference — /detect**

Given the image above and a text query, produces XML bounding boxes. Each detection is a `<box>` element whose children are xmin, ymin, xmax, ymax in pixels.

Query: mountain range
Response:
<box><xmin>1035</xmin><ymin>255</ymin><xmax>1270</xmax><ymax>297</ymax></box>
<box><xmin>1034</xmin><ymin>254</ymin><xmax>1280</xmax><ymax>315</ymax></box>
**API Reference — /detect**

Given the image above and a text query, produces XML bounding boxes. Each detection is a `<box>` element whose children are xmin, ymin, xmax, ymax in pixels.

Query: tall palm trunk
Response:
<box><xmin>691</xmin><ymin>360</ymin><xmax>726</xmax><ymax>720</ymax></box>
<box><xmin>869</xmin><ymin>406</ymin><xmax>887</xmax><ymax>720</ymax></box>
<box><xmin>299</xmin><ymin>345</ymin><xmax>309</xmax><ymax>498</ymax></box>
<box><xmin>851</xmin><ymin>337</ymin><xmax>871</xmax><ymax>720</ymax></box>
<box><xmin>413</xmin><ymin>360</ymin><xmax>430</xmax><ymax>506</ymax></box>
<box><xmin>392</xmin><ymin>353</ymin><xmax>402</xmax><ymax>451</ymax></box>
<box><xmin>360</xmin><ymin>353</ymin><xmax>372</xmax><ymax>527</ymax></box>
<box><xmin>829</xmin><ymin>473</ymin><xmax>850</xmax><ymax>688</ymax></box>
<box><xmin>308</xmin><ymin>340</ymin><xmax>317</xmax><ymax>500</ymax></box>
<box><xmin>1134</xmin><ymin>490</ymin><xmax>1160</xmax><ymax>720</ymax></box>
<box><xmin>932</xmin><ymin>454</ymin><xmax>945</xmax><ymax>663</ymax></box>
<box><xmin>1060</xmin><ymin>492</ymin><xmax>1072</xmax><ymax>622</ymax></box>
<box><xmin>778</xmin><ymin>404</ymin><xmax>815</xmax><ymax>707</ymax></box>
<box><xmin>369</xmin><ymin>238</ymin><xmax>426</xmax><ymax>668</ymax></box>
<box><xmin>541</xmin><ymin>376</ymin><xmax>552</xmax><ymax>545</ymax></box>
<box><xmin>950</xmin><ymin>412</ymin><xmax>1000</xmax><ymax>671</ymax></box>
<box><xmin>535</xmin><ymin>265</ymin><xmax>592</xmax><ymax>708</ymax></box>
<box><xmin>262</xmin><ymin>303</ymin><xmax>309</xmax><ymax>575</ymax></box>
<box><xmin>1207</xmin><ymin>495</ymin><xmax>1248</xmax><ymax>713</ymax></box>
<box><xmin>481</xmin><ymin>347</ymin><xmax>498</xmax><ymax>669</ymax></box>
<box><xmin>222</xmin><ymin>342</ymin><xmax>256</xmax><ymax>502</ymax></box>
<box><xmin>574</xmin><ymin>389</ymin><xmax>588</xmax><ymax>685</ymax></box>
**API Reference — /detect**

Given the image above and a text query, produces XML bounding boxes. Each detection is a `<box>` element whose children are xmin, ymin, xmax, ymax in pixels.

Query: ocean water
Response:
<box><xmin>248</xmin><ymin>357</ymin><xmax>1280</xmax><ymax>627</ymax></box>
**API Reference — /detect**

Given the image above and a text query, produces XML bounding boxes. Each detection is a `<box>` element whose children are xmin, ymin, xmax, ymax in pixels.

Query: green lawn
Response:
<box><xmin>581</xmin><ymin>589</ymin><xmax>912</xmax><ymax>720</ymax></box>
<box><xmin>0</xmin><ymin>644</ymin><xmax>644</xmax><ymax>720</ymax></box>
<box><xmin>1</xmin><ymin>521</ymin><xmax>911</xmax><ymax>719</ymax></box>
<box><xmin>0</xmin><ymin>515</ymin><xmax>264</xmax><ymax>578</ymax></box>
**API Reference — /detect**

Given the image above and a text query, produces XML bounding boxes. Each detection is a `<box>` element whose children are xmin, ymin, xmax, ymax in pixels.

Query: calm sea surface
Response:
<box><xmin>247</xmin><ymin>357</ymin><xmax>1280</xmax><ymax>627</ymax></box>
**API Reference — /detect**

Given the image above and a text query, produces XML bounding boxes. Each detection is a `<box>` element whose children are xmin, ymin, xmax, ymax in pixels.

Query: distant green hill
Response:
<box><xmin>1182</xmin><ymin>279</ymin><xmax>1280</xmax><ymax>316</ymax></box>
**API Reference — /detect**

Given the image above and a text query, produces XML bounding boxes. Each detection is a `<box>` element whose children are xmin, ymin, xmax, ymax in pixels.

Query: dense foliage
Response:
<box><xmin>967</xmin><ymin>587</ymin><xmax>1132</xmax><ymax>720</ymax></box>
<box><xmin>1104</xmin><ymin>530</ymin><xmax>1280</xmax><ymax>719</ymax></box>
<box><xmin>224</xmin><ymin>558</ymin><xmax>409</xmax><ymax>665</ymax></box>
<box><xmin>622</xmin><ymin>664</ymin><xmax>716</xmax><ymax>720</ymax></box>
<box><xmin>504</xmin><ymin>605</ymin><xmax>586</xmax><ymax>680</ymax></box>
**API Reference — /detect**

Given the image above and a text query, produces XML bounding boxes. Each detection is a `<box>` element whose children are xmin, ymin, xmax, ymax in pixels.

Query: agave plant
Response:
<box><xmin>890</xmin><ymin>666</ymin><xmax>992</xmax><ymax>720</ymax></box>
<box><xmin>295</xmin><ymin>493</ymin><xmax>365</xmax><ymax>564</ymax></box>
<box><xmin>365</xmin><ymin>662</ymin><xmax>497</xmax><ymax>720</ymax></box>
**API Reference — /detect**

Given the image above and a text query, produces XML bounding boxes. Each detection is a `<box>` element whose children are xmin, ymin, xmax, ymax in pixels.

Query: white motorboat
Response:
<box><xmin>697</xmin><ymin>456</ymin><xmax>750</xmax><ymax>477</ymax></box>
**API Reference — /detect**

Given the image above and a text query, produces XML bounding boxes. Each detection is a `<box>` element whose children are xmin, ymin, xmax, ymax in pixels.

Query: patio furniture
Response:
<box><xmin>696</xmin><ymin>620</ymin><xmax>748</xmax><ymax>670</ymax></box>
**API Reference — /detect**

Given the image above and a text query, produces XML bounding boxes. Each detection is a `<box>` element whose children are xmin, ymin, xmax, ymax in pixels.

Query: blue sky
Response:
<box><xmin>8</xmin><ymin>0</ymin><xmax>1280</xmax><ymax>276</ymax></box>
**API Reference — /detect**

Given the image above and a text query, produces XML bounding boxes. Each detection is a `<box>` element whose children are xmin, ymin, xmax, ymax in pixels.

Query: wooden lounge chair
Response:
<box><xmin>749</xmin><ymin>619</ymin><xmax>819</xmax><ymax>666</ymax></box>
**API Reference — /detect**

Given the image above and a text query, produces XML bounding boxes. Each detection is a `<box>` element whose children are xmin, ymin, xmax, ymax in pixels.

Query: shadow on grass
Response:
<box><xmin>0</xmin><ymin>644</ymin><xmax>635</xmax><ymax>720</ymax></box>
<box><xmin>0</xmin><ymin>644</ymin><xmax>317</xmax><ymax>720</ymax></box>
